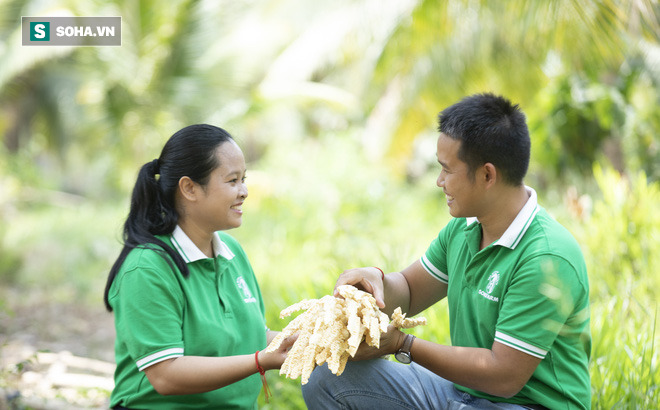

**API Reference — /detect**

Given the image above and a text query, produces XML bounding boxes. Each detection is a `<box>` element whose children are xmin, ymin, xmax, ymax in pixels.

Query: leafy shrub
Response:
<box><xmin>572</xmin><ymin>165</ymin><xmax>660</xmax><ymax>407</ymax></box>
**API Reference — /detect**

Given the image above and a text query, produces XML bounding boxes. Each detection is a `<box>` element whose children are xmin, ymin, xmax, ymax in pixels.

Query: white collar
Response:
<box><xmin>170</xmin><ymin>225</ymin><xmax>235</xmax><ymax>262</ymax></box>
<box><xmin>466</xmin><ymin>186</ymin><xmax>539</xmax><ymax>249</ymax></box>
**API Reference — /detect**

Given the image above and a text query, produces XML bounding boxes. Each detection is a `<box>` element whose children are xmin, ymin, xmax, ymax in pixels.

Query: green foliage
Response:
<box><xmin>0</xmin><ymin>152</ymin><xmax>23</xmax><ymax>282</ymax></box>
<box><xmin>556</xmin><ymin>165</ymin><xmax>660</xmax><ymax>408</ymax></box>
<box><xmin>588</xmin><ymin>165</ymin><xmax>660</xmax><ymax>291</ymax></box>
<box><xmin>531</xmin><ymin>75</ymin><xmax>615</xmax><ymax>176</ymax></box>
<box><xmin>0</xmin><ymin>197</ymin><xmax>124</xmax><ymax>305</ymax></box>
<box><xmin>586</xmin><ymin>167</ymin><xmax>660</xmax><ymax>407</ymax></box>
<box><xmin>529</xmin><ymin>55</ymin><xmax>660</xmax><ymax>181</ymax></box>
<box><xmin>590</xmin><ymin>298</ymin><xmax>658</xmax><ymax>407</ymax></box>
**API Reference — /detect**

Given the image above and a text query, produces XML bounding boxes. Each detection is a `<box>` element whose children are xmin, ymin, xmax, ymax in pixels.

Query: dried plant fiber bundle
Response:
<box><xmin>265</xmin><ymin>285</ymin><xmax>427</xmax><ymax>384</ymax></box>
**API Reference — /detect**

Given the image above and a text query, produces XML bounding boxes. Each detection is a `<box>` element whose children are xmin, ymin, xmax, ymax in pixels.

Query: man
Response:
<box><xmin>302</xmin><ymin>93</ymin><xmax>591</xmax><ymax>409</ymax></box>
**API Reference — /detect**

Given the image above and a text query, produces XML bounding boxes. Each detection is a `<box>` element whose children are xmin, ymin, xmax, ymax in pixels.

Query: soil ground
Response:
<box><xmin>1</xmin><ymin>298</ymin><xmax>115</xmax><ymax>409</ymax></box>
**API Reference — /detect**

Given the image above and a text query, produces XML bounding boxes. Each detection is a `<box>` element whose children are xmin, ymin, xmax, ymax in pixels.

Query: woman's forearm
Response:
<box><xmin>144</xmin><ymin>354</ymin><xmax>258</xmax><ymax>395</ymax></box>
<box><xmin>144</xmin><ymin>349</ymin><xmax>281</xmax><ymax>396</ymax></box>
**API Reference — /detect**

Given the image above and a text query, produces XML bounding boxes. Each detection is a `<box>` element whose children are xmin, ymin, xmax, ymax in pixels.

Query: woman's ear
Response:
<box><xmin>178</xmin><ymin>176</ymin><xmax>198</xmax><ymax>201</ymax></box>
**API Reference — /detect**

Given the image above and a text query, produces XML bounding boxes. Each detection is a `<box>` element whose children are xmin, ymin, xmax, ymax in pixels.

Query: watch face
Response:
<box><xmin>395</xmin><ymin>351</ymin><xmax>412</xmax><ymax>364</ymax></box>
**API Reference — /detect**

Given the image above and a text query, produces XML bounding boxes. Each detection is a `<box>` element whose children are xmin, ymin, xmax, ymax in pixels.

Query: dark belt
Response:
<box><xmin>523</xmin><ymin>405</ymin><xmax>549</xmax><ymax>410</ymax></box>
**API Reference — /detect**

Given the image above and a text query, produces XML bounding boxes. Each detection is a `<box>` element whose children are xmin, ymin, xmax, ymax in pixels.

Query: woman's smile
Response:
<box><xmin>230</xmin><ymin>202</ymin><xmax>244</xmax><ymax>215</ymax></box>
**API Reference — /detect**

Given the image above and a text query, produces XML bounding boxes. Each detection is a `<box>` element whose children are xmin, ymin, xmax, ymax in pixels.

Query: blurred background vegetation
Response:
<box><xmin>0</xmin><ymin>0</ymin><xmax>659</xmax><ymax>408</ymax></box>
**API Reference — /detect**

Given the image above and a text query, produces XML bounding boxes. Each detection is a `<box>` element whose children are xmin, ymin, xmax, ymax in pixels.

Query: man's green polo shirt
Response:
<box><xmin>108</xmin><ymin>226</ymin><xmax>267</xmax><ymax>409</ymax></box>
<box><xmin>421</xmin><ymin>187</ymin><xmax>591</xmax><ymax>409</ymax></box>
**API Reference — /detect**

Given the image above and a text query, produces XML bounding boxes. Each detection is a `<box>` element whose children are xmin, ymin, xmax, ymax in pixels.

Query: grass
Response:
<box><xmin>1</xmin><ymin>138</ymin><xmax>658</xmax><ymax>408</ymax></box>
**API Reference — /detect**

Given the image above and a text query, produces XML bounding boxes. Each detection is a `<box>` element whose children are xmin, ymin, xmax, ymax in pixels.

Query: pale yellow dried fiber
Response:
<box><xmin>265</xmin><ymin>285</ymin><xmax>426</xmax><ymax>384</ymax></box>
<box><xmin>391</xmin><ymin>307</ymin><xmax>427</xmax><ymax>328</ymax></box>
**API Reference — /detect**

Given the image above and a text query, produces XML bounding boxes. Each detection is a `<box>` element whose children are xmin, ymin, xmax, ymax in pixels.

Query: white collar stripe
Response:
<box><xmin>213</xmin><ymin>236</ymin><xmax>235</xmax><ymax>260</ymax></box>
<box><xmin>510</xmin><ymin>205</ymin><xmax>539</xmax><ymax>249</ymax></box>
<box><xmin>170</xmin><ymin>226</ymin><xmax>235</xmax><ymax>263</ymax></box>
<box><xmin>494</xmin><ymin>186</ymin><xmax>539</xmax><ymax>249</ymax></box>
<box><xmin>170</xmin><ymin>234</ymin><xmax>191</xmax><ymax>263</ymax></box>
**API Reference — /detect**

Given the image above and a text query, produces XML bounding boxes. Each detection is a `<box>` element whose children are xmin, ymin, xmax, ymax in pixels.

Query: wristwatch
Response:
<box><xmin>394</xmin><ymin>334</ymin><xmax>415</xmax><ymax>364</ymax></box>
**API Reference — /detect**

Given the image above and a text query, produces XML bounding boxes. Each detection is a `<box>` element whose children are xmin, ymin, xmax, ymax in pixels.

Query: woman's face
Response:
<box><xmin>195</xmin><ymin>140</ymin><xmax>248</xmax><ymax>231</ymax></box>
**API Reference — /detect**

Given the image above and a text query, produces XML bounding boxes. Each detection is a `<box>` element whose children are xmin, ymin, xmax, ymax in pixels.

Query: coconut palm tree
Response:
<box><xmin>256</xmin><ymin>0</ymin><xmax>660</xmax><ymax>178</ymax></box>
<box><xmin>1</xmin><ymin>0</ymin><xmax>658</xmax><ymax>191</ymax></box>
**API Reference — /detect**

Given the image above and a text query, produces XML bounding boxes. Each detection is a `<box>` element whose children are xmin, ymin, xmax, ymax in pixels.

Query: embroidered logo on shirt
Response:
<box><xmin>478</xmin><ymin>271</ymin><xmax>500</xmax><ymax>302</ymax></box>
<box><xmin>236</xmin><ymin>276</ymin><xmax>257</xmax><ymax>304</ymax></box>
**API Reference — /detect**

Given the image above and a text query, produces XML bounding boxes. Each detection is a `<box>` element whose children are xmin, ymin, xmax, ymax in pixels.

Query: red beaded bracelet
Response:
<box><xmin>374</xmin><ymin>266</ymin><xmax>384</xmax><ymax>280</ymax></box>
<box><xmin>255</xmin><ymin>351</ymin><xmax>271</xmax><ymax>403</ymax></box>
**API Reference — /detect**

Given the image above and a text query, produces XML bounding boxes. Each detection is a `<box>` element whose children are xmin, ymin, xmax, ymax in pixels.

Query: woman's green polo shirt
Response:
<box><xmin>108</xmin><ymin>226</ymin><xmax>267</xmax><ymax>409</ymax></box>
<box><xmin>421</xmin><ymin>187</ymin><xmax>591</xmax><ymax>409</ymax></box>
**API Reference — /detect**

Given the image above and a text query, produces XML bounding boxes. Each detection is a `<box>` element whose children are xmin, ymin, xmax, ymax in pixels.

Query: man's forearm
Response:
<box><xmin>410</xmin><ymin>338</ymin><xmax>540</xmax><ymax>398</ymax></box>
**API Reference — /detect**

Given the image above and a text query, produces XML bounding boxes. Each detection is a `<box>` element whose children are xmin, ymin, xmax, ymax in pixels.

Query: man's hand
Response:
<box><xmin>334</xmin><ymin>267</ymin><xmax>386</xmax><ymax>308</ymax></box>
<box><xmin>350</xmin><ymin>324</ymin><xmax>405</xmax><ymax>361</ymax></box>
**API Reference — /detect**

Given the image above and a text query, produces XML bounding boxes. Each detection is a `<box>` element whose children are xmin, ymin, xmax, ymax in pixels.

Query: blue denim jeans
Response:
<box><xmin>302</xmin><ymin>358</ymin><xmax>531</xmax><ymax>410</ymax></box>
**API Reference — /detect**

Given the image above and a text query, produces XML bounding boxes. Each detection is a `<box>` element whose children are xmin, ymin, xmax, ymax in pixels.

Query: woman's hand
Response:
<box><xmin>258</xmin><ymin>332</ymin><xmax>297</xmax><ymax>370</ymax></box>
<box><xmin>334</xmin><ymin>267</ymin><xmax>386</xmax><ymax>309</ymax></box>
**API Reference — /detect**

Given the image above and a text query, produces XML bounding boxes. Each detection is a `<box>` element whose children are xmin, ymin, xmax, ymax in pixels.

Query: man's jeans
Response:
<box><xmin>302</xmin><ymin>359</ymin><xmax>532</xmax><ymax>410</ymax></box>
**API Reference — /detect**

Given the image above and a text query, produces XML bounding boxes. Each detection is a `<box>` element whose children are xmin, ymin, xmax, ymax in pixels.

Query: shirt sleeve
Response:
<box><xmin>420</xmin><ymin>219</ymin><xmax>462</xmax><ymax>284</ymax></box>
<box><xmin>113</xmin><ymin>249</ymin><xmax>186</xmax><ymax>371</ymax></box>
<box><xmin>494</xmin><ymin>253</ymin><xmax>588</xmax><ymax>358</ymax></box>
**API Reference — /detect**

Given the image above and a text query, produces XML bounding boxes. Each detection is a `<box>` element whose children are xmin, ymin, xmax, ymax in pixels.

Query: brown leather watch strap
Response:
<box><xmin>402</xmin><ymin>334</ymin><xmax>415</xmax><ymax>357</ymax></box>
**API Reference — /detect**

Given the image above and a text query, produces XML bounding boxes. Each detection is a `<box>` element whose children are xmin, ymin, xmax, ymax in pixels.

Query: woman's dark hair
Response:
<box><xmin>104</xmin><ymin>124</ymin><xmax>234</xmax><ymax>311</ymax></box>
<box><xmin>438</xmin><ymin>93</ymin><xmax>530</xmax><ymax>185</ymax></box>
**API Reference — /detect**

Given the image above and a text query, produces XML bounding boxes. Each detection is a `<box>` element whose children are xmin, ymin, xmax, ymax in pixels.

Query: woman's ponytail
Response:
<box><xmin>103</xmin><ymin>158</ymin><xmax>184</xmax><ymax>311</ymax></box>
<box><xmin>126</xmin><ymin>159</ymin><xmax>176</xmax><ymax>238</ymax></box>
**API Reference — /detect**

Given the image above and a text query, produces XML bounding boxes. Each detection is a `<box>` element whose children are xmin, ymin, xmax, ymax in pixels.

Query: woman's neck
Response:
<box><xmin>178</xmin><ymin>220</ymin><xmax>214</xmax><ymax>258</ymax></box>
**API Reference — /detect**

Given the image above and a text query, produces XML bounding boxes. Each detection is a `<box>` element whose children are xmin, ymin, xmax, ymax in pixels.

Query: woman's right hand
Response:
<box><xmin>333</xmin><ymin>267</ymin><xmax>385</xmax><ymax>309</ymax></box>
<box><xmin>258</xmin><ymin>333</ymin><xmax>297</xmax><ymax>370</ymax></box>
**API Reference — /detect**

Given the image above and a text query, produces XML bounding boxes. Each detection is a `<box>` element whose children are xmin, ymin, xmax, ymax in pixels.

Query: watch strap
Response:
<box><xmin>401</xmin><ymin>334</ymin><xmax>415</xmax><ymax>357</ymax></box>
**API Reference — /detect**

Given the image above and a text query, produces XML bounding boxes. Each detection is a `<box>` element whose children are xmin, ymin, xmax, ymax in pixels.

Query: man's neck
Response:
<box><xmin>478</xmin><ymin>185</ymin><xmax>530</xmax><ymax>250</ymax></box>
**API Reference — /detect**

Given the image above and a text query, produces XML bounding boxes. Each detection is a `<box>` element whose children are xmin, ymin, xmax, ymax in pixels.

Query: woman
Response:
<box><xmin>103</xmin><ymin>124</ymin><xmax>292</xmax><ymax>409</ymax></box>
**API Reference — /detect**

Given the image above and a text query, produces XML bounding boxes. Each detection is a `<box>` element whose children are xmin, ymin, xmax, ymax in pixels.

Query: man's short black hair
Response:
<box><xmin>438</xmin><ymin>93</ymin><xmax>530</xmax><ymax>185</ymax></box>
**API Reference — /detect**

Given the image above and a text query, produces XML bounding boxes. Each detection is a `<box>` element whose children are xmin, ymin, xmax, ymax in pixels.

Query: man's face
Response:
<box><xmin>435</xmin><ymin>133</ymin><xmax>482</xmax><ymax>218</ymax></box>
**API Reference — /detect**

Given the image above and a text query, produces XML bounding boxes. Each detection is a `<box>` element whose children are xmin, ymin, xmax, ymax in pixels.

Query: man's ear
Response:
<box><xmin>178</xmin><ymin>176</ymin><xmax>198</xmax><ymax>201</ymax></box>
<box><xmin>482</xmin><ymin>163</ymin><xmax>497</xmax><ymax>188</ymax></box>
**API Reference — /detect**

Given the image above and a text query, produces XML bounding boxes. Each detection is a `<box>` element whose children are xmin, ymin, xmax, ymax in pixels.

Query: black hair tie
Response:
<box><xmin>152</xmin><ymin>158</ymin><xmax>160</xmax><ymax>175</ymax></box>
